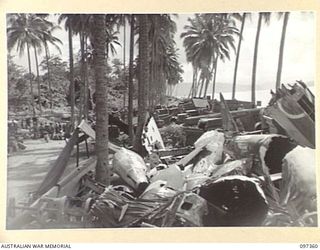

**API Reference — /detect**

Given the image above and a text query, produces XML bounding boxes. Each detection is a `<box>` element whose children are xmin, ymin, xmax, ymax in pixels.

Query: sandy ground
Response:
<box><xmin>7</xmin><ymin>139</ymin><xmax>67</xmax><ymax>204</ymax></box>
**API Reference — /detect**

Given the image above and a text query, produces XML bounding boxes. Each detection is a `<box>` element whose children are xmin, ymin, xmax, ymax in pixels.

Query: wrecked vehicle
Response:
<box><xmin>7</xmin><ymin>81</ymin><xmax>317</xmax><ymax>229</ymax></box>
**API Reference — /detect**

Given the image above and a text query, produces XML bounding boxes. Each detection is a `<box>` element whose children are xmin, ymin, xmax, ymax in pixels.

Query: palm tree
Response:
<box><xmin>181</xmin><ymin>14</ymin><xmax>212</xmax><ymax>98</ymax></box>
<box><xmin>7</xmin><ymin>14</ymin><xmax>45</xmax><ymax>117</ymax></box>
<box><xmin>73</xmin><ymin>14</ymin><xmax>89</xmax><ymax>121</ymax></box>
<box><xmin>103</xmin><ymin>14</ymin><xmax>123</xmax><ymax>58</ymax></box>
<box><xmin>32</xmin><ymin>44</ymin><xmax>42</xmax><ymax>114</ymax></box>
<box><xmin>133</xmin><ymin>14</ymin><xmax>149</xmax><ymax>155</ymax></box>
<box><xmin>28</xmin><ymin>15</ymin><xmax>48</xmax><ymax>115</ymax></box>
<box><xmin>41</xmin><ymin>21</ymin><xmax>62</xmax><ymax>110</ymax></box>
<box><xmin>211</xmin><ymin>57</ymin><xmax>219</xmax><ymax>99</ymax></box>
<box><xmin>202</xmin><ymin>68</ymin><xmax>213</xmax><ymax>98</ymax></box>
<box><xmin>91</xmin><ymin>14</ymin><xmax>109</xmax><ymax>185</ymax></box>
<box><xmin>128</xmin><ymin>14</ymin><xmax>135</xmax><ymax>143</ymax></box>
<box><xmin>211</xmin><ymin>15</ymin><xmax>238</xmax><ymax>99</ymax></box>
<box><xmin>189</xmin><ymin>64</ymin><xmax>199</xmax><ymax>98</ymax></box>
<box><xmin>105</xmin><ymin>27</ymin><xmax>121</xmax><ymax>58</ymax></box>
<box><xmin>276</xmin><ymin>12</ymin><xmax>290</xmax><ymax>89</ymax></box>
<box><xmin>164</xmin><ymin>44</ymin><xmax>184</xmax><ymax>95</ymax></box>
<box><xmin>59</xmin><ymin>14</ymin><xmax>91</xmax><ymax>121</ymax></box>
<box><xmin>251</xmin><ymin>12</ymin><xmax>271</xmax><ymax>105</ymax></box>
<box><xmin>198</xmin><ymin>65</ymin><xmax>211</xmax><ymax>97</ymax></box>
<box><xmin>121</xmin><ymin>15</ymin><xmax>128</xmax><ymax>110</ymax></box>
<box><xmin>232</xmin><ymin>13</ymin><xmax>247</xmax><ymax>99</ymax></box>
<box><xmin>181</xmin><ymin>14</ymin><xmax>238</xmax><ymax>99</ymax></box>
<box><xmin>27</xmin><ymin>14</ymin><xmax>63</xmax><ymax>112</ymax></box>
<box><xmin>147</xmin><ymin>14</ymin><xmax>180</xmax><ymax>107</ymax></box>
<box><xmin>67</xmin><ymin>20</ymin><xmax>75</xmax><ymax>128</ymax></box>
<box><xmin>58</xmin><ymin>14</ymin><xmax>77</xmax><ymax>127</ymax></box>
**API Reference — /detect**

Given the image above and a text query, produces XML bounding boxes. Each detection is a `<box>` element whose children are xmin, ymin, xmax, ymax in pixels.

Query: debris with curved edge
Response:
<box><xmin>264</xmin><ymin>81</ymin><xmax>315</xmax><ymax>148</ymax></box>
<box><xmin>184</xmin><ymin>130</ymin><xmax>225</xmax><ymax>174</ymax></box>
<box><xmin>139</xmin><ymin>180</ymin><xmax>177</xmax><ymax>200</ymax></box>
<box><xmin>112</xmin><ymin>147</ymin><xmax>149</xmax><ymax>193</ymax></box>
<box><xmin>210</xmin><ymin>158</ymin><xmax>253</xmax><ymax>179</ymax></box>
<box><xmin>199</xmin><ymin>175</ymin><xmax>268</xmax><ymax>226</ymax></box>
<box><xmin>224</xmin><ymin>134</ymin><xmax>296</xmax><ymax>174</ymax></box>
<box><xmin>280</xmin><ymin>146</ymin><xmax>317</xmax><ymax>215</ymax></box>
<box><xmin>184</xmin><ymin>173</ymin><xmax>210</xmax><ymax>190</ymax></box>
<box><xmin>176</xmin><ymin>192</ymin><xmax>208</xmax><ymax>227</ymax></box>
<box><xmin>148</xmin><ymin>164</ymin><xmax>185</xmax><ymax>191</ymax></box>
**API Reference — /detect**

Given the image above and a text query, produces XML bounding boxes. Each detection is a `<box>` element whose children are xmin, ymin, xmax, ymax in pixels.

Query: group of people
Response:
<box><xmin>39</xmin><ymin>122</ymin><xmax>71</xmax><ymax>142</ymax></box>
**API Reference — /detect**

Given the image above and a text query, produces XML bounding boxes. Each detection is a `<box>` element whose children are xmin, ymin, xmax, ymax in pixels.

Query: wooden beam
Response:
<box><xmin>36</xmin><ymin>128</ymin><xmax>80</xmax><ymax>196</ymax></box>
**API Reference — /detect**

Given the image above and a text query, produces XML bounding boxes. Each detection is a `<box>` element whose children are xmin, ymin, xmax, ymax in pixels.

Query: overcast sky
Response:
<box><xmin>10</xmin><ymin>12</ymin><xmax>315</xmax><ymax>93</ymax></box>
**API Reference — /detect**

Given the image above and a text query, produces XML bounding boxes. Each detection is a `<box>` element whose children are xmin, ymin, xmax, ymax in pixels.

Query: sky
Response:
<box><xmin>9</xmin><ymin>12</ymin><xmax>315</xmax><ymax>97</ymax></box>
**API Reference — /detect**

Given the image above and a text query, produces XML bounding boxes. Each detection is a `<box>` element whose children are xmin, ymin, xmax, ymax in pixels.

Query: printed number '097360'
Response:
<box><xmin>300</xmin><ymin>244</ymin><xmax>318</xmax><ymax>248</ymax></box>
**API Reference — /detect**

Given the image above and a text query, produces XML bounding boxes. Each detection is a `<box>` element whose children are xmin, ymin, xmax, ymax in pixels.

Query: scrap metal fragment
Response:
<box><xmin>143</xmin><ymin>116</ymin><xmax>166</xmax><ymax>154</ymax></box>
<box><xmin>210</xmin><ymin>158</ymin><xmax>253</xmax><ymax>179</ymax></box>
<box><xmin>112</xmin><ymin>147</ymin><xmax>149</xmax><ymax>193</ymax></box>
<box><xmin>185</xmin><ymin>174</ymin><xmax>210</xmax><ymax>190</ymax></box>
<box><xmin>176</xmin><ymin>193</ymin><xmax>208</xmax><ymax>226</ymax></box>
<box><xmin>280</xmin><ymin>146</ymin><xmax>316</xmax><ymax>214</ymax></box>
<box><xmin>199</xmin><ymin>175</ymin><xmax>268</xmax><ymax>226</ymax></box>
<box><xmin>194</xmin><ymin>130</ymin><xmax>225</xmax><ymax>164</ymax></box>
<box><xmin>140</xmin><ymin>180</ymin><xmax>177</xmax><ymax>200</ymax></box>
<box><xmin>264</xmin><ymin>81</ymin><xmax>315</xmax><ymax>148</ymax></box>
<box><xmin>224</xmin><ymin>134</ymin><xmax>296</xmax><ymax>174</ymax></box>
<box><xmin>148</xmin><ymin>164</ymin><xmax>185</xmax><ymax>191</ymax></box>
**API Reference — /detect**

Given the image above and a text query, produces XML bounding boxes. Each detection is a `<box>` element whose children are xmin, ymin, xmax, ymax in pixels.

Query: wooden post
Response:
<box><xmin>85</xmin><ymin>138</ymin><xmax>89</xmax><ymax>158</ymax></box>
<box><xmin>76</xmin><ymin>133</ymin><xmax>80</xmax><ymax>167</ymax></box>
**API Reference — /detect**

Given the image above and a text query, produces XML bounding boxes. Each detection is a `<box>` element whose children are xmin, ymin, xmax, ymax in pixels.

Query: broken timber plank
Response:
<box><xmin>8</xmin><ymin>157</ymin><xmax>96</xmax><ymax>229</ymax></box>
<box><xmin>36</xmin><ymin>128</ymin><xmax>80</xmax><ymax>196</ymax></box>
<box><xmin>220</xmin><ymin>93</ymin><xmax>239</xmax><ymax>133</ymax></box>
<box><xmin>176</xmin><ymin>147</ymin><xmax>203</xmax><ymax>167</ymax></box>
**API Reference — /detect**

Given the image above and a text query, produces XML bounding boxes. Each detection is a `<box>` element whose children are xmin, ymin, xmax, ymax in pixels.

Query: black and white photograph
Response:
<box><xmin>6</xmin><ymin>11</ymin><xmax>316</xmax><ymax>230</ymax></box>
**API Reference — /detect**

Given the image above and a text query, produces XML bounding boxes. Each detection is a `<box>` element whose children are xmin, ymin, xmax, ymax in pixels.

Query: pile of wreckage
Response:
<box><xmin>7</xmin><ymin>81</ymin><xmax>317</xmax><ymax>229</ymax></box>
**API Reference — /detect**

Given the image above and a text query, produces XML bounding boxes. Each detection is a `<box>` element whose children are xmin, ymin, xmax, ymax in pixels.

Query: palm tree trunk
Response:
<box><xmin>44</xmin><ymin>41</ymin><xmax>53</xmax><ymax>111</ymax></box>
<box><xmin>133</xmin><ymin>14</ymin><xmax>149</xmax><ymax>155</ymax></box>
<box><xmin>79</xmin><ymin>32</ymin><xmax>85</xmax><ymax>122</ymax></box>
<box><xmin>194</xmin><ymin>77</ymin><xmax>200</xmax><ymax>97</ymax></box>
<box><xmin>276</xmin><ymin>12</ymin><xmax>289</xmax><ymax>89</ymax></box>
<box><xmin>151</xmin><ymin>15</ymin><xmax>159</xmax><ymax>109</ymax></box>
<box><xmin>212</xmin><ymin>58</ymin><xmax>218</xmax><ymax>100</ymax></box>
<box><xmin>251</xmin><ymin>13</ymin><xmax>262</xmax><ymax>106</ymax></box>
<box><xmin>150</xmin><ymin>21</ymin><xmax>158</xmax><ymax>110</ymax></box>
<box><xmin>203</xmin><ymin>65</ymin><xmax>214</xmax><ymax>98</ymax></box>
<box><xmin>192</xmin><ymin>67</ymin><xmax>198</xmax><ymax>97</ymax></box>
<box><xmin>188</xmin><ymin>66</ymin><xmax>195</xmax><ymax>98</ymax></box>
<box><xmin>128</xmin><ymin>14</ymin><xmax>135</xmax><ymax>144</ymax></box>
<box><xmin>84</xmin><ymin>35</ymin><xmax>89</xmax><ymax>120</ymax></box>
<box><xmin>92</xmin><ymin>14</ymin><xmax>109</xmax><ymax>185</ymax></box>
<box><xmin>33</xmin><ymin>45</ymin><xmax>42</xmax><ymax>115</ymax></box>
<box><xmin>26</xmin><ymin>42</ymin><xmax>36</xmax><ymax>117</ymax></box>
<box><xmin>203</xmin><ymin>78</ymin><xmax>209</xmax><ymax>98</ymax></box>
<box><xmin>123</xmin><ymin>19</ymin><xmax>127</xmax><ymax>111</ymax></box>
<box><xmin>232</xmin><ymin>13</ymin><xmax>246</xmax><ymax>99</ymax></box>
<box><xmin>198</xmin><ymin>77</ymin><xmax>205</xmax><ymax>97</ymax></box>
<box><xmin>68</xmin><ymin>24</ymin><xmax>75</xmax><ymax>130</ymax></box>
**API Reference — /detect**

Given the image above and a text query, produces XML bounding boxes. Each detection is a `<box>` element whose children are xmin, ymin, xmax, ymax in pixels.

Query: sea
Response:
<box><xmin>173</xmin><ymin>82</ymin><xmax>315</xmax><ymax>107</ymax></box>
